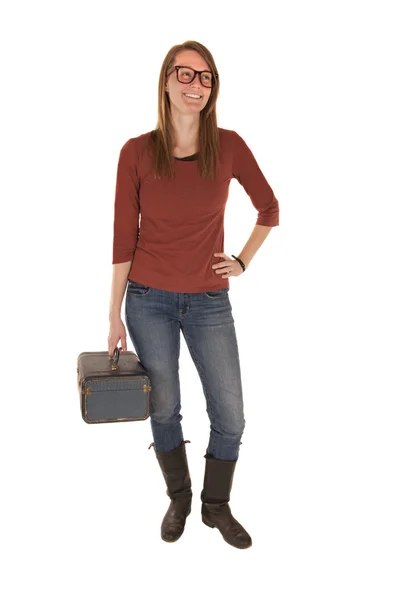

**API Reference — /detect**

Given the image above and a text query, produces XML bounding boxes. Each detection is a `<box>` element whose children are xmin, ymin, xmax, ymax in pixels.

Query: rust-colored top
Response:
<box><xmin>112</xmin><ymin>127</ymin><xmax>279</xmax><ymax>293</ymax></box>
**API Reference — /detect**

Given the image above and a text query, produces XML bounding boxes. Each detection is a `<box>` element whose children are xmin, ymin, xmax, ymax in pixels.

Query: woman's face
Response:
<box><xmin>165</xmin><ymin>50</ymin><xmax>213</xmax><ymax>115</ymax></box>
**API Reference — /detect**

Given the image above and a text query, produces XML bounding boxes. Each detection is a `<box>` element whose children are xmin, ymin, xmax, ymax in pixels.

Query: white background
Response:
<box><xmin>1</xmin><ymin>1</ymin><xmax>400</xmax><ymax>598</ymax></box>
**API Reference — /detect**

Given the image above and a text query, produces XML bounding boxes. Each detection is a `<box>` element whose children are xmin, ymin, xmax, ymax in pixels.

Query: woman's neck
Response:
<box><xmin>170</xmin><ymin>109</ymin><xmax>199</xmax><ymax>149</ymax></box>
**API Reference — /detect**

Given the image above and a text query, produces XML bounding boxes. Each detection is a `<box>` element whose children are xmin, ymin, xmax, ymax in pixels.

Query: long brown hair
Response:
<box><xmin>148</xmin><ymin>40</ymin><xmax>221</xmax><ymax>181</ymax></box>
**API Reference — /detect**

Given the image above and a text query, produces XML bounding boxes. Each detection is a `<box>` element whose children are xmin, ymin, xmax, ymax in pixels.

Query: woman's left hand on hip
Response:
<box><xmin>212</xmin><ymin>253</ymin><xmax>244</xmax><ymax>279</ymax></box>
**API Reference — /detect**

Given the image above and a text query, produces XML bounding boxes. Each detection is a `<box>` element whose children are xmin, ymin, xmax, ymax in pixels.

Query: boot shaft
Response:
<box><xmin>201</xmin><ymin>454</ymin><xmax>237</xmax><ymax>504</ymax></box>
<box><xmin>153</xmin><ymin>440</ymin><xmax>192</xmax><ymax>498</ymax></box>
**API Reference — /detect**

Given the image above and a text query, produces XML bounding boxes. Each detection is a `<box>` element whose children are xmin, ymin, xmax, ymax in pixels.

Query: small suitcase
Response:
<box><xmin>77</xmin><ymin>347</ymin><xmax>152</xmax><ymax>424</ymax></box>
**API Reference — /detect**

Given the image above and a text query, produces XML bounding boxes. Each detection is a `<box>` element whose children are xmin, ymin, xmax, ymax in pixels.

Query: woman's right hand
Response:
<box><xmin>108</xmin><ymin>317</ymin><xmax>127</xmax><ymax>356</ymax></box>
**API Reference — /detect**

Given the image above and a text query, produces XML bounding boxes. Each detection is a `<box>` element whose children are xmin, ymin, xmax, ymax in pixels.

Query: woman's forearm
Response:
<box><xmin>109</xmin><ymin>261</ymin><xmax>132</xmax><ymax>321</ymax></box>
<box><xmin>237</xmin><ymin>224</ymin><xmax>272</xmax><ymax>269</ymax></box>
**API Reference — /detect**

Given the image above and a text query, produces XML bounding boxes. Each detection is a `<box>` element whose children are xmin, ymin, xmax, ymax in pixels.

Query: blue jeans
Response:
<box><xmin>124</xmin><ymin>280</ymin><xmax>246</xmax><ymax>461</ymax></box>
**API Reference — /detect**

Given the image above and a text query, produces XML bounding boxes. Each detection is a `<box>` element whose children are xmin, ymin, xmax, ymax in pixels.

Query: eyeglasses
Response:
<box><xmin>169</xmin><ymin>65</ymin><xmax>217</xmax><ymax>88</ymax></box>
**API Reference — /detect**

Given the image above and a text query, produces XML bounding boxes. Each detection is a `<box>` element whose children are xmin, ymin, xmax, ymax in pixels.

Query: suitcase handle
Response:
<box><xmin>111</xmin><ymin>346</ymin><xmax>120</xmax><ymax>370</ymax></box>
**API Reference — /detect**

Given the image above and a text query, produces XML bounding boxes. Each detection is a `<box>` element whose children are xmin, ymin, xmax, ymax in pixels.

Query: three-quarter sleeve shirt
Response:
<box><xmin>112</xmin><ymin>127</ymin><xmax>279</xmax><ymax>293</ymax></box>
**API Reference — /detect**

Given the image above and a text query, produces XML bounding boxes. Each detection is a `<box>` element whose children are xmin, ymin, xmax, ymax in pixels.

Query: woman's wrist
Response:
<box><xmin>231</xmin><ymin>255</ymin><xmax>246</xmax><ymax>271</ymax></box>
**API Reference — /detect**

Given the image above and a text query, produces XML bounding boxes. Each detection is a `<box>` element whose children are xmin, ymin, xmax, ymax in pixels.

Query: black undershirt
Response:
<box><xmin>174</xmin><ymin>153</ymin><xmax>198</xmax><ymax>161</ymax></box>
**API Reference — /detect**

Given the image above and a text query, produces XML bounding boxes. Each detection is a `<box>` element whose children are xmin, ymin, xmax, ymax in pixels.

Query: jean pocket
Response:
<box><xmin>127</xmin><ymin>279</ymin><xmax>151</xmax><ymax>296</ymax></box>
<box><xmin>204</xmin><ymin>288</ymin><xmax>229</xmax><ymax>299</ymax></box>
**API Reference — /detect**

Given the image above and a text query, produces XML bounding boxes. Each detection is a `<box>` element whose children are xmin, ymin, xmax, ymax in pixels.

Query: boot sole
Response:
<box><xmin>161</xmin><ymin>532</ymin><xmax>184</xmax><ymax>543</ymax></box>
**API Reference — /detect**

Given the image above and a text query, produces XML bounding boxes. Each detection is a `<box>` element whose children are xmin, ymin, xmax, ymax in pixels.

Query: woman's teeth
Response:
<box><xmin>184</xmin><ymin>93</ymin><xmax>201</xmax><ymax>99</ymax></box>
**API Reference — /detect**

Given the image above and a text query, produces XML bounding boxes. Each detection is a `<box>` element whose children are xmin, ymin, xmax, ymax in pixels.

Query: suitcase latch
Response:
<box><xmin>143</xmin><ymin>384</ymin><xmax>152</xmax><ymax>393</ymax></box>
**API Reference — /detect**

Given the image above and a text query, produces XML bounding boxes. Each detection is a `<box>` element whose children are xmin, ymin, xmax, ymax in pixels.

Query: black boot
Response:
<box><xmin>201</xmin><ymin>453</ymin><xmax>252</xmax><ymax>549</ymax></box>
<box><xmin>150</xmin><ymin>440</ymin><xmax>192</xmax><ymax>543</ymax></box>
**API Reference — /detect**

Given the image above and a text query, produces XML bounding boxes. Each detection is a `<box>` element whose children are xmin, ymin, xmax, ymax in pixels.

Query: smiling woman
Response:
<box><xmin>108</xmin><ymin>39</ymin><xmax>279</xmax><ymax>551</ymax></box>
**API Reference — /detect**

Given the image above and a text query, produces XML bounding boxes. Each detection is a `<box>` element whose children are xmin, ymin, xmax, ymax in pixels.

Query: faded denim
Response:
<box><xmin>125</xmin><ymin>280</ymin><xmax>246</xmax><ymax>461</ymax></box>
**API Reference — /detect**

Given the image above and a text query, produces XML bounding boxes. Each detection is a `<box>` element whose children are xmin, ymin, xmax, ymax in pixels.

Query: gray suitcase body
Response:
<box><xmin>77</xmin><ymin>349</ymin><xmax>152</xmax><ymax>424</ymax></box>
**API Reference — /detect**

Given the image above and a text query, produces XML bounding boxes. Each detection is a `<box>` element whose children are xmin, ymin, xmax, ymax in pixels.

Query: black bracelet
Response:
<box><xmin>231</xmin><ymin>254</ymin><xmax>246</xmax><ymax>272</ymax></box>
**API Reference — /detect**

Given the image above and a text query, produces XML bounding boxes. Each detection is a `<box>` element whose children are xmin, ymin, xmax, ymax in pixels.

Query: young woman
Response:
<box><xmin>108</xmin><ymin>40</ymin><xmax>279</xmax><ymax>549</ymax></box>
